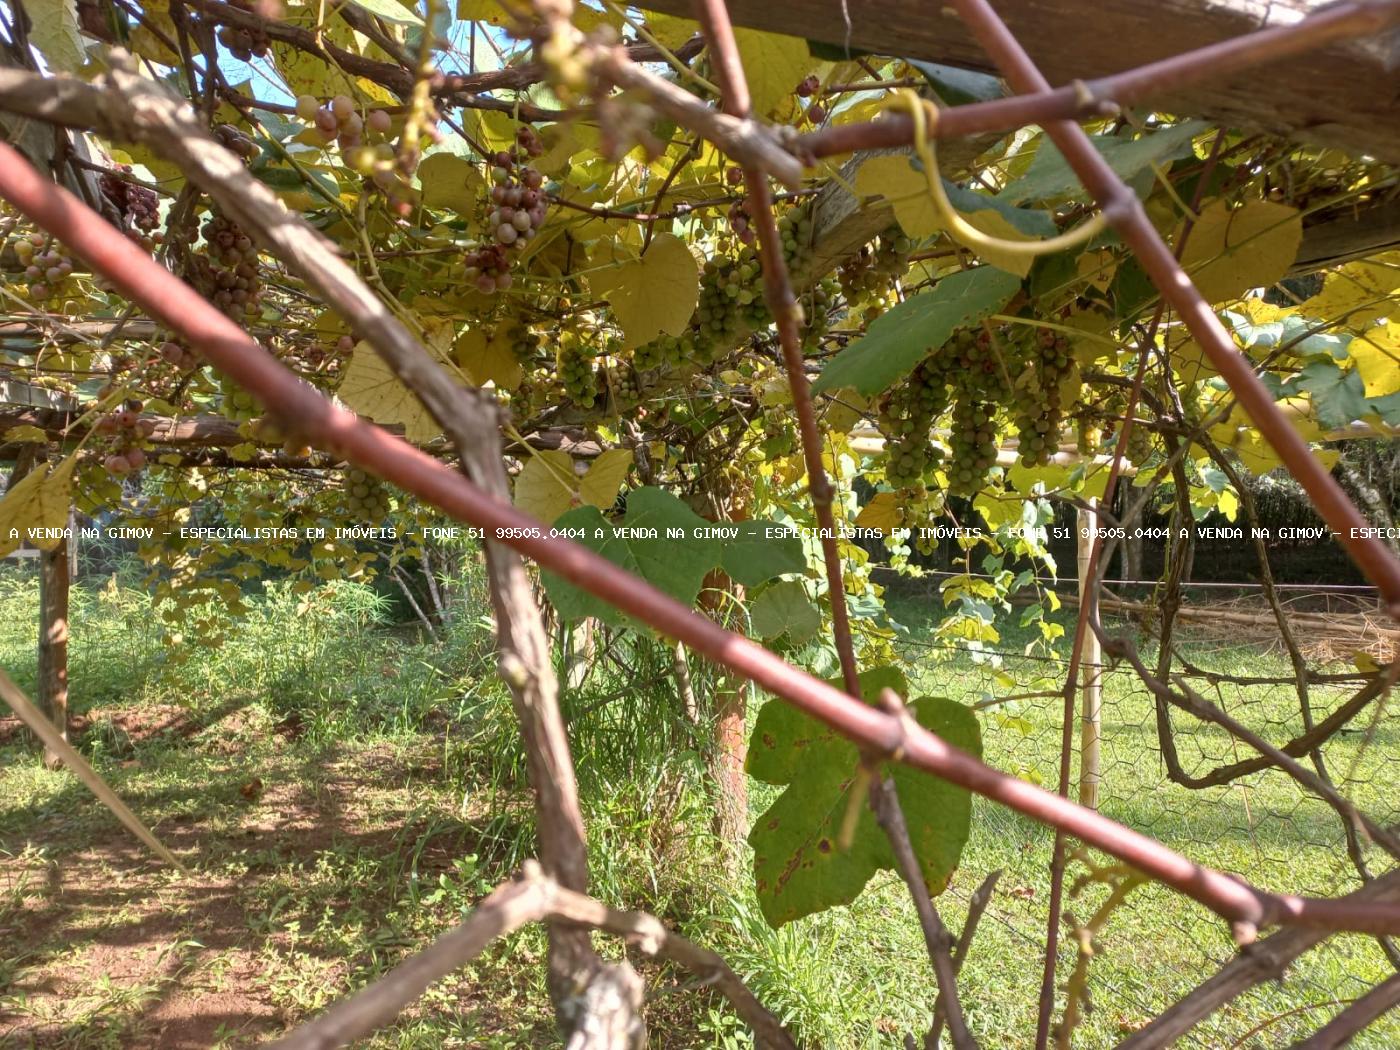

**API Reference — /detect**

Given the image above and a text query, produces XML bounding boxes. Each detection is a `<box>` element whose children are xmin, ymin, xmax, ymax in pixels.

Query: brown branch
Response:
<box><xmin>1120</xmin><ymin>862</ymin><xmax>1400</xmax><ymax>1050</ymax></box>
<box><xmin>871</xmin><ymin>766</ymin><xmax>977</xmax><ymax>1050</ymax></box>
<box><xmin>185</xmin><ymin>0</ymin><xmax>697</xmax><ymax>118</ymax></box>
<box><xmin>267</xmin><ymin>862</ymin><xmax>798</xmax><ymax>1050</ymax></box>
<box><xmin>1290</xmin><ymin>972</ymin><xmax>1400</xmax><ymax>1050</ymax></box>
<box><xmin>927</xmin><ymin>870</ymin><xmax>1001</xmax><ymax>1049</ymax></box>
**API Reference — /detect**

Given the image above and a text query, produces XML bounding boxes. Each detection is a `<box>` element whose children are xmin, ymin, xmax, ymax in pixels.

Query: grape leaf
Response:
<box><xmin>578</xmin><ymin>448</ymin><xmax>633</xmax><ymax>509</ymax></box>
<box><xmin>1288</xmin><ymin>360</ymin><xmax>1369</xmax><ymax>430</ymax></box>
<box><xmin>906</xmin><ymin>61</ymin><xmax>1003</xmax><ymax>105</ymax></box>
<box><xmin>750</xmin><ymin>580</ymin><xmax>820</xmax><ymax>643</ymax></box>
<box><xmin>591</xmin><ymin>233</ymin><xmax>699</xmax><ymax>349</ymax></box>
<box><xmin>513</xmin><ymin>450</ymin><xmax>576</xmax><ymax>523</ymax></box>
<box><xmin>734</xmin><ymin>28</ymin><xmax>812</xmax><ymax>117</ymax></box>
<box><xmin>337</xmin><ymin>342</ymin><xmax>441</xmax><ymax>444</ymax></box>
<box><xmin>853</xmin><ymin>157</ymin><xmax>1054</xmax><ymax>277</ymax></box>
<box><xmin>1179</xmin><ymin>200</ymin><xmax>1302</xmax><ymax>305</ymax></box>
<box><xmin>1002</xmin><ymin>120</ymin><xmax>1206</xmax><ymax>204</ymax></box>
<box><xmin>1348</xmin><ymin>325</ymin><xmax>1400</xmax><ymax>399</ymax></box>
<box><xmin>454</xmin><ymin>327</ymin><xmax>523</xmax><ymax>391</ymax></box>
<box><xmin>542</xmin><ymin>487</ymin><xmax>717</xmax><ymax>624</ymax></box>
<box><xmin>747</xmin><ymin>671</ymin><xmax>979</xmax><ymax>927</ymax></box>
<box><xmin>0</xmin><ymin>454</ymin><xmax>79</xmax><ymax>558</ymax></box>
<box><xmin>812</xmin><ymin>267</ymin><xmax>1021</xmax><ymax>396</ymax></box>
<box><xmin>719</xmin><ymin>521</ymin><xmax>806</xmax><ymax>587</ymax></box>
<box><xmin>348</xmin><ymin>0</ymin><xmax>422</xmax><ymax>23</ymax></box>
<box><xmin>419</xmin><ymin>153</ymin><xmax>484</xmax><ymax>215</ymax></box>
<box><xmin>27</xmin><ymin>0</ymin><xmax>86</xmax><ymax>72</ymax></box>
<box><xmin>854</xmin><ymin>491</ymin><xmax>902</xmax><ymax>534</ymax></box>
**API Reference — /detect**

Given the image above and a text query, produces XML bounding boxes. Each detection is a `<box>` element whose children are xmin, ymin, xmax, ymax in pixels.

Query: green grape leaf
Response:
<box><xmin>1288</xmin><ymin>360</ymin><xmax>1370</xmax><ymax>430</ymax></box>
<box><xmin>1002</xmin><ymin>120</ymin><xmax>1207</xmax><ymax>204</ymax></box>
<box><xmin>27</xmin><ymin>0</ymin><xmax>86</xmax><ymax>72</ymax></box>
<box><xmin>719</xmin><ymin>520</ymin><xmax>806</xmax><ymax>587</ymax></box>
<box><xmin>812</xmin><ymin>267</ymin><xmax>1021</xmax><ymax>395</ymax></box>
<box><xmin>906</xmin><ymin>61</ymin><xmax>1003</xmax><ymax>105</ymax></box>
<box><xmin>542</xmin><ymin>487</ymin><xmax>718</xmax><ymax>624</ymax></box>
<box><xmin>747</xmin><ymin>683</ymin><xmax>980</xmax><ymax>928</ymax></box>
<box><xmin>749</xmin><ymin>580</ymin><xmax>820</xmax><ymax>643</ymax></box>
<box><xmin>0</xmin><ymin>454</ymin><xmax>79</xmax><ymax>558</ymax></box>
<box><xmin>749</xmin><ymin>666</ymin><xmax>909</xmax><ymax>784</ymax></box>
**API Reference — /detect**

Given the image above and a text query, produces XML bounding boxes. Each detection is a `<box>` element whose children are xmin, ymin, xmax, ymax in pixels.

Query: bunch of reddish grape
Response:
<box><xmin>465</xmin><ymin>130</ymin><xmax>548</xmax><ymax>295</ymax></box>
<box><xmin>12</xmin><ymin>234</ymin><xmax>73</xmax><ymax>301</ymax></box>
<box><xmin>99</xmin><ymin>167</ymin><xmax>160</xmax><ymax>232</ymax></box>
<box><xmin>795</xmin><ymin>75</ymin><xmax>826</xmax><ymax>123</ymax></box>
<box><xmin>298</xmin><ymin>94</ymin><xmax>394</xmax><ymax>152</ymax></box>
<box><xmin>158</xmin><ymin>339</ymin><xmax>200</xmax><ymax>370</ymax></box>
<box><xmin>190</xmin><ymin>212</ymin><xmax>262</xmax><ymax>320</ymax></box>
<box><xmin>216</xmin><ymin>1</ymin><xmax>271</xmax><ymax>61</ymax></box>
<box><xmin>96</xmin><ymin>404</ymin><xmax>156</xmax><ymax>476</ymax></box>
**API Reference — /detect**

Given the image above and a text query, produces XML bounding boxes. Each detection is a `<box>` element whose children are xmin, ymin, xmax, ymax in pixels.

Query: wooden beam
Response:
<box><xmin>638</xmin><ymin>0</ymin><xmax>1400</xmax><ymax>163</ymax></box>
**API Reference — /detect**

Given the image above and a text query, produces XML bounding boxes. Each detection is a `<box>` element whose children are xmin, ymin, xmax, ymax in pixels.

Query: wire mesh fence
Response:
<box><xmin>886</xmin><ymin>599</ymin><xmax>1400</xmax><ymax>1046</ymax></box>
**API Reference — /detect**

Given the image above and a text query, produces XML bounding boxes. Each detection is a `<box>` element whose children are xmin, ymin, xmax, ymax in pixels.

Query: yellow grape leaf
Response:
<box><xmin>3</xmin><ymin>425</ymin><xmax>48</xmax><ymax>444</ymax></box>
<box><xmin>514</xmin><ymin>450</ymin><xmax>576</xmax><ymax>523</ymax></box>
<box><xmin>591</xmin><ymin>233</ymin><xmax>698</xmax><ymax>349</ymax></box>
<box><xmin>853</xmin><ymin>156</ymin><xmax>1040</xmax><ymax>275</ymax></box>
<box><xmin>960</xmin><ymin>209</ymin><xmax>1037</xmax><ymax>277</ymax></box>
<box><xmin>734</xmin><ymin>28</ymin><xmax>812</xmax><ymax>117</ymax></box>
<box><xmin>0</xmin><ymin>454</ymin><xmax>78</xmax><ymax>558</ymax></box>
<box><xmin>454</xmin><ymin>327</ymin><xmax>523</xmax><ymax>390</ymax></box>
<box><xmin>645</xmin><ymin>12</ymin><xmax>700</xmax><ymax>51</ymax></box>
<box><xmin>1172</xmin><ymin>338</ymin><xmax>1218</xmax><ymax>387</ymax></box>
<box><xmin>974</xmin><ymin>492</ymin><xmax>1021</xmax><ymax>530</ymax></box>
<box><xmin>1355</xmin><ymin>651</ymin><xmax>1381</xmax><ymax>674</ymax></box>
<box><xmin>130</xmin><ymin>21</ymin><xmax>182</xmax><ymax>66</ymax></box>
<box><xmin>855</xmin><ymin>155</ymin><xmax>933</xmax><ymax>236</ymax></box>
<box><xmin>1348</xmin><ymin>324</ymin><xmax>1400</xmax><ymax>398</ymax></box>
<box><xmin>1179</xmin><ymin>199</ymin><xmax>1302</xmax><ymax>305</ymax></box>
<box><xmin>1301</xmin><ymin>253</ymin><xmax>1400</xmax><ymax>330</ymax></box>
<box><xmin>27</xmin><ymin>0</ymin><xmax>86</xmax><ymax>72</ymax></box>
<box><xmin>578</xmin><ymin>447</ymin><xmax>632</xmax><ymax>508</ymax></box>
<box><xmin>337</xmin><ymin>342</ymin><xmax>440</xmax><ymax>443</ymax></box>
<box><xmin>855</xmin><ymin>491</ymin><xmax>902</xmax><ymax>534</ymax></box>
<box><xmin>418</xmin><ymin>153</ymin><xmax>483</xmax><ymax>215</ymax></box>
<box><xmin>822</xmin><ymin>389</ymin><xmax>868</xmax><ymax>434</ymax></box>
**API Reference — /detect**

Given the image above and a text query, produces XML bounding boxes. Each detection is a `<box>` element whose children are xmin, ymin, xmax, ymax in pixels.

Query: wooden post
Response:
<box><xmin>1077</xmin><ymin>498</ymin><xmax>1102</xmax><ymax>811</ymax></box>
<box><xmin>701</xmin><ymin>570</ymin><xmax>748</xmax><ymax>854</ymax></box>
<box><xmin>37</xmin><ymin>531</ymin><xmax>71</xmax><ymax>769</ymax></box>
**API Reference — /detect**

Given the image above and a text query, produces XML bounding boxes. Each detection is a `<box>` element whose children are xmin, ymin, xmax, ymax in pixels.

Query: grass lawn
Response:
<box><xmin>0</xmin><ymin>563</ymin><xmax>1395</xmax><ymax>1047</ymax></box>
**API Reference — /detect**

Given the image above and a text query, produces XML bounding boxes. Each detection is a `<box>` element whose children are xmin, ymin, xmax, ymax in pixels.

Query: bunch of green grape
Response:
<box><xmin>342</xmin><ymin>467</ymin><xmax>391</xmax><ymax>521</ymax></box>
<box><xmin>877</xmin><ymin>356</ymin><xmax>950</xmax><ymax>487</ymax></box>
<box><xmin>837</xmin><ymin>228</ymin><xmax>912</xmax><ymax>320</ymax></box>
<box><xmin>218</xmin><ymin>372</ymin><xmax>261</xmax><ymax>421</ymax></box>
<box><xmin>559</xmin><ymin>341</ymin><xmax>597</xmax><ymax>407</ymax></box>
<box><xmin>1009</xmin><ymin>326</ymin><xmax>1074</xmax><ymax>467</ymax></box>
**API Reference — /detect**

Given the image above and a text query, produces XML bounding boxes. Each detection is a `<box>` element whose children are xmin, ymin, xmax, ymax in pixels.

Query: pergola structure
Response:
<box><xmin>2</xmin><ymin>0</ymin><xmax>1400</xmax><ymax>1046</ymax></box>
